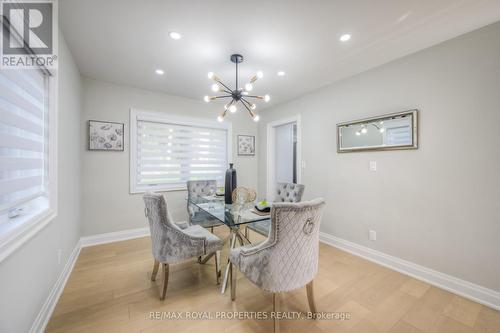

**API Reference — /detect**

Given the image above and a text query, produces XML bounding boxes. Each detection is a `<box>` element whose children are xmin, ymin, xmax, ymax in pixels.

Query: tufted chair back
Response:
<box><xmin>187</xmin><ymin>180</ymin><xmax>217</xmax><ymax>198</ymax></box>
<box><xmin>275</xmin><ymin>183</ymin><xmax>305</xmax><ymax>203</ymax></box>
<box><xmin>144</xmin><ymin>192</ymin><xmax>205</xmax><ymax>263</ymax></box>
<box><xmin>230</xmin><ymin>198</ymin><xmax>325</xmax><ymax>292</ymax></box>
<box><xmin>187</xmin><ymin>180</ymin><xmax>217</xmax><ymax>220</ymax></box>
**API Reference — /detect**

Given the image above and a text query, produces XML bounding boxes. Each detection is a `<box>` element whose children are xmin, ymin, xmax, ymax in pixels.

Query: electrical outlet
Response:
<box><xmin>57</xmin><ymin>249</ymin><xmax>62</xmax><ymax>264</ymax></box>
<box><xmin>369</xmin><ymin>161</ymin><xmax>377</xmax><ymax>171</ymax></box>
<box><xmin>369</xmin><ymin>230</ymin><xmax>377</xmax><ymax>241</ymax></box>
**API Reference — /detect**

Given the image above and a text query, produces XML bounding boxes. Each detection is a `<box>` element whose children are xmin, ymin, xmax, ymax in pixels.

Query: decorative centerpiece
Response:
<box><xmin>255</xmin><ymin>200</ymin><xmax>271</xmax><ymax>213</ymax></box>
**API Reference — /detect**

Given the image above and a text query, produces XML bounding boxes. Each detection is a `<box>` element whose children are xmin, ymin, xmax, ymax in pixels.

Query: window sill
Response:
<box><xmin>0</xmin><ymin>202</ymin><xmax>56</xmax><ymax>262</ymax></box>
<box><xmin>130</xmin><ymin>187</ymin><xmax>188</xmax><ymax>194</ymax></box>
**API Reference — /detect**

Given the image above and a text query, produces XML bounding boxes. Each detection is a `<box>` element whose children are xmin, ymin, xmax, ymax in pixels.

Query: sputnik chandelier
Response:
<box><xmin>204</xmin><ymin>54</ymin><xmax>270</xmax><ymax>122</ymax></box>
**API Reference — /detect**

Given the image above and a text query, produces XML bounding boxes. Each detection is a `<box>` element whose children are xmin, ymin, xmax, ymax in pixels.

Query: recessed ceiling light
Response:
<box><xmin>340</xmin><ymin>34</ymin><xmax>351</xmax><ymax>42</ymax></box>
<box><xmin>169</xmin><ymin>31</ymin><xmax>181</xmax><ymax>40</ymax></box>
<box><xmin>155</xmin><ymin>69</ymin><xmax>164</xmax><ymax>75</ymax></box>
<box><xmin>277</xmin><ymin>71</ymin><xmax>286</xmax><ymax>76</ymax></box>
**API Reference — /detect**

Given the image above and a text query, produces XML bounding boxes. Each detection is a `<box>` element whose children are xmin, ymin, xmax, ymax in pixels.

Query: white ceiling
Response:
<box><xmin>60</xmin><ymin>0</ymin><xmax>500</xmax><ymax>110</ymax></box>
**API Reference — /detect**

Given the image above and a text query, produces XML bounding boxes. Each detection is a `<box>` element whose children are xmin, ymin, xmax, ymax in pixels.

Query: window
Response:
<box><xmin>130</xmin><ymin>110</ymin><xmax>231</xmax><ymax>193</ymax></box>
<box><xmin>0</xmin><ymin>68</ymin><xmax>55</xmax><ymax>259</ymax></box>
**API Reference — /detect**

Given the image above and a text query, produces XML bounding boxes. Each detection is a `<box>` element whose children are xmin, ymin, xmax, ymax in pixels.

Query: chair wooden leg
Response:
<box><xmin>199</xmin><ymin>252</ymin><xmax>215</xmax><ymax>264</ymax></box>
<box><xmin>230</xmin><ymin>262</ymin><xmax>237</xmax><ymax>301</ymax></box>
<box><xmin>273</xmin><ymin>293</ymin><xmax>279</xmax><ymax>333</ymax></box>
<box><xmin>210</xmin><ymin>226</ymin><xmax>214</xmax><ymax>233</ymax></box>
<box><xmin>160</xmin><ymin>263</ymin><xmax>169</xmax><ymax>300</ymax></box>
<box><xmin>214</xmin><ymin>250</ymin><xmax>221</xmax><ymax>284</ymax></box>
<box><xmin>151</xmin><ymin>260</ymin><xmax>159</xmax><ymax>281</ymax></box>
<box><xmin>306</xmin><ymin>280</ymin><xmax>317</xmax><ymax>315</ymax></box>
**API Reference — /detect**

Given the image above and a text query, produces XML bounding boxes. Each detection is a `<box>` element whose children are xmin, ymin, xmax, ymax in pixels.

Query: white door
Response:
<box><xmin>267</xmin><ymin>117</ymin><xmax>300</xmax><ymax>201</ymax></box>
<box><xmin>275</xmin><ymin>123</ymin><xmax>296</xmax><ymax>183</ymax></box>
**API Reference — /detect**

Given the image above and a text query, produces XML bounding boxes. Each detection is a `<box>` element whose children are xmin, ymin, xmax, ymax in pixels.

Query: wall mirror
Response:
<box><xmin>337</xmin><ymin>110</ymin><xmax>418</xmax><ymax>152</ymax></box>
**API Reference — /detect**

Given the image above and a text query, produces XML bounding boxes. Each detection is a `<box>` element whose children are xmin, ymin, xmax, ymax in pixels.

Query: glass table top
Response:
<box><xmin>188</xmin><ymin>195</ymin><xmax>270</xmax><ymax>227</ymax></box>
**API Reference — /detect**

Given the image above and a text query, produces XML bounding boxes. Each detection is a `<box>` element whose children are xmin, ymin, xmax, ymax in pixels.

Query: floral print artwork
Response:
<box><xmin>88</xmin><ymin>121</ymin><xmax>124</xmax><ymax>151</ymax></box>
<box><xmin>238</xmin><ymin>135</ymin><xmax>255</xmax><ymax>156</ymax></box>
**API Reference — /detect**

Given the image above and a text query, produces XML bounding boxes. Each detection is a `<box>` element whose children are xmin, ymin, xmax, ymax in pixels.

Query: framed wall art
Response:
<box><xmin>88</xmin><ymin>120</ymin><xmax>124</xmax><ymax>151</ymax></box>
<box><xmin>237</xmin><ymin>135</ymin><xmax>255</xmax><ymax>156</ymax></box>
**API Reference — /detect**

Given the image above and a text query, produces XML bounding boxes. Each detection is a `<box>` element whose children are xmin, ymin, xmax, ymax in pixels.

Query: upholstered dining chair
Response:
<box><xmin>245</xmin><ymin>183</ymin><xmax>305</xmax><ymax>239</ymax></box>
<box><xmin>143</xmin><ymin>192</ymin><xmax>223</xmax><ymax>300</ymax></box>
<box><xmin>187</xmin><ymin>180</ymin><xmax>223</xmax><ymax>232</ymax></box>
<box><xmin>229</xmin><ymin>198</ymin><xmax>325</xmax><ymax>332</ymax></box>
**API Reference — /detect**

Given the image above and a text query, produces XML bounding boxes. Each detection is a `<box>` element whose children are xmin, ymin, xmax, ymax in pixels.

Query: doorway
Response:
<box><xmin>266</xmin><ymin>115</ymin><xmax>301</xmax><ymax>201</ymax></box>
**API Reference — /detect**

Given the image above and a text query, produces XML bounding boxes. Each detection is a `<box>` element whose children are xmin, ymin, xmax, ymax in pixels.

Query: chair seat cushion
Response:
<box><xmin>175</xmin><ymin>221</ymin><xmax>189</xmax><ymax>229</ymax></box>
<box><xmin>246</xmin><ymin>220</ymin><xmax>270</xmax><ymax>236</ymax></box>
<box><xmin>191</xmin><ymin>212</ymin><xmax>222</xmax><ymax>228</ymax></box>
<box><xmin>183</xmin><ymin>225</ymin><xmax>223</xmax><ymax>254</ymax></box>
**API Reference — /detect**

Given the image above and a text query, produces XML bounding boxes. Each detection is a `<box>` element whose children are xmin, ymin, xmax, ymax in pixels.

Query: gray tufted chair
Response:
<box><xmin>229</xmin><ymin>198</ymin><xmax>325</xmax><ymax>331</ymax></box>
<box><xmin>187</xmin><ymin>180</ymin><xmax>223</xmax><ymax>231</ymax></box>
<box><xmin>143</xmin><ymin>192</ymin><xmax>223</xmax><ymax>300</ymax></box>
<box><xmin>275</xmin><ymin>182</ymin><xmax>305</xmax><ymax>202</ymax></box>
<box><xmin>245</xmin><ymin>183</ymin><xmax>305</xmax><ymax>239</ymax></box>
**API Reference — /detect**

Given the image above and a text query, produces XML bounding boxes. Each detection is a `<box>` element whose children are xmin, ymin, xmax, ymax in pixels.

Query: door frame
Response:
<box><xmin>266</xmin><ymin>114</ymin><xmax>302</xmax><ymax>200</ymax></box>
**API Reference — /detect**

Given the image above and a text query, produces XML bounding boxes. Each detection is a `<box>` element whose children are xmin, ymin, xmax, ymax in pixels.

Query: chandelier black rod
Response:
<box><xmin>235</xmin><ymin>61</ymin><xmax>239</xmax><ymax>91</ymax></box>
<box><xmin>241</xmin><ymin>98</ymin><xmax>252</xmax><ymax>107</ymax></box>
<box><xmin>242</xmin><ymin>95</ymin><xmax>263</xmax><ymax>99</ymax></box>
<box><xmin>217</xmin><ymin>81</ymin><xmax>232</xmax><ymax>92</ymax></box>
<box><xmin>240</xmin><ymin>98</ymin><xmax>254</xmax><ymax>115</ymax></box>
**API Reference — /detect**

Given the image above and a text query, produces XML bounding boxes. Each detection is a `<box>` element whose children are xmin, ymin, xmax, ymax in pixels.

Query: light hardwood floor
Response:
<box><xmin>46</xmin><ymin>229</ymin><xmax>499</xmax><ymax>333</ymax></box>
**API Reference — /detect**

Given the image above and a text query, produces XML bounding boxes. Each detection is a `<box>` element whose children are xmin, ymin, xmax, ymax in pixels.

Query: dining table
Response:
<box><xmin>187</xmin><ymin>195</ymin><xmax>271</xmax><ymax>294</ymax></box>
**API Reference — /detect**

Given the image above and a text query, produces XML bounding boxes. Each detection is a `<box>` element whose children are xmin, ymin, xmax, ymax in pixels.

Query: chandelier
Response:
<box><xmin>204</xmin><ymin>54</ymin><xmax>270</xmax><ymax>122</ymax></box>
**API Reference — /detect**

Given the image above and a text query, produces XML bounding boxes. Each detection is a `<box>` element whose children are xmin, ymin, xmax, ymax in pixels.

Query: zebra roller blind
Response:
<box><xmin>134</xmin><ymin>116</ymin><xmax>228</xmax><ymax>191</ymax></box>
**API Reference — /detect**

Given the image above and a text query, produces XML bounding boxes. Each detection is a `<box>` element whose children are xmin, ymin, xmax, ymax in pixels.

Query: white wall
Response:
<box><xmin>0</xmin><ymin>34</ymin><xmax>82</xmax><ymax>333</ymax></box>
<box><xmin>81</xmin><ymin>78</ymin><xmax>258</xmax><ymax>236</ymax></box>
<box><xmin>258</xmin><ymin>22</ymin><xmax>500</xmax><ymax>292</ymax></box>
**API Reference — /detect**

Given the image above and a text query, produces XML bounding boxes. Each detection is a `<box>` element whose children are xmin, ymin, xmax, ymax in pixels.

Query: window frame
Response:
<box><xmin>0</xmin><ymin>69</ymin><xmax>58</xmax><ymax>262</ymax></box>
<box><xmin>129</xmin><ymin>108</ymin><xmax>232</xmax><ymax>194</ymax></box>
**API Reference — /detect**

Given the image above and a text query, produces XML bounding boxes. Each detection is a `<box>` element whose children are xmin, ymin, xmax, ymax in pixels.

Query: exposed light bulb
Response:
<box><xmin>169</xmin><ymin>31</ymin><xmax>182</xmax><ymax>40</ymax></box>
<box><xmin>256</xmin><ymin>71</ymin><xmax>263</xmax><ymax>79</ymax></box>
<box><xmin>361</xmin><ymin>127</ymin><xmax>368</xmax><ymax>134</ymax></box>
<box><xmin>264</xmin><ymin>94</ymin><xmax>270</xmax><ymax>102</ymax></box>
<box><xmin>155</xmin><ymin>69</ymin><xmax>164</xmax><ymax>75</ymax></box>
<box><xmin>217</xmin><ymin>115</ymin><xmax>224</xmax><ymax>122</ymax></box>
<box><xmin>211</xmin><ymin>84</ymin><xmax>219</xmax><ymax>92</ymax></box>
<box><xmin>253</xmin><ymin>114</ymin><xmax>260</xmax><ymax>122</ymax></box>
<box><xmin>229</xmin><ymin>104</ymin><xmax>237</xmax><ymax>113</ymax></box>
<box><xmin>245</xmin><ymin>83</ymin><xmax>253</xmax><ymax>91</ymax></box>
<box><xmin>379</xmin><ymin>128</ymin><xmax>385</xmax><ymax>133</ymax></box>
<box><xmin>340</xmin><ymin>34</ymin><xmax>351</xmax><ymax>42</ymax></box>
<box><xmin>356</xmin><ymin>131</ymin><xmax>361</xmax><ymax>136</ymax></box>
<box><xmin>204</xmin><ymin>95</ymin><xmax>210</xmax><ymax>103</ymax></box>
<box><xmin>277</xmin><ymin>71</ymin><xmax>286</xmax><ymax>76</ymax></box>
<box><xmin>242</xmin><ymin>91</ymin><xmax>249</xmax><ymax>96</ymax></box>
<box><xmin>250</xmin><ymin>103</ymin><xmax>256</xmax><ymax>110</ymax></box>
<box><xmin>207</xmin><ymin>72</ymin><xmax>214</xmax><ymax>79</ymax></box>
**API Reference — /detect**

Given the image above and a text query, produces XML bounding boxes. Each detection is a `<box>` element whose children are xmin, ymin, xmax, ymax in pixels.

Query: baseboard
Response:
<box><xmin>29</xmin><ymin>228</ymin><xmax>498</xmax><ymax>332</ymax></box>
<box><xmin>29</xmin><ymin>227</ymin><xmax>152</xmax><ymax>332</ymax></box>
<box><xmin>29</xmin><ymin>239</ymin><xmax>81</xmax><ymax>333</ymax></box>
<box><xmin>80</xmin><ymin>227</ymin><xmax>150</xmax><ymax>247</ymax></box>
<box><xmin>319</xmin><ymin>232</ymin><xmax>500</xmax><ymax>311</ymax></box>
